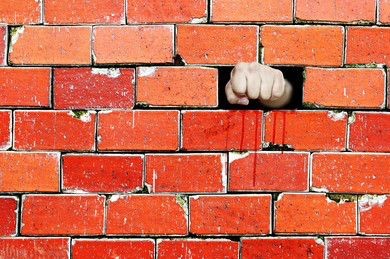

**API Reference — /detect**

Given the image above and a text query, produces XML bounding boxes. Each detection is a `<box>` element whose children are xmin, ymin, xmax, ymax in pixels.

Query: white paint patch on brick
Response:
<box><xmin>359</xmin><ymin>194</ymin><xmax>387</xmax><ymax>212</ymax></box>
<box><xmin>67</xmin><ymin>111</ymin><xmax>92</xmax><ymax>122</ymax></box>
<box><xmin>138</xmin><ymin>67</ymin><xmax>157</xmax><ymax>77</ymax></box>
<box><xmin>109</xmin><ymin>195</ymin><xmax>123</xmax><ymax>202</ymax></box>
<box><xmin>311</xmin><ymin>186</ymin><xmax>329</xmax><ymax>193</ymax></box>
<box><xmin>327</xmin><ymin>111</ymin><xmax>347</xmax><ymax>121</ymax></box>
<box><xmin>220</xmin><ymin>154</ymin><xmax>227</xmax><ymax>192</ymax></box>
<box><xmin>189</xmin><ymin>17</ymin><xmax>207</xmax><ymax>23</ymax></box>
<box><xmin>91</xmin><ymin>68</ymin><xmax>121</xmax><ymax>78</ymax></box>
<box><xmin>9</xmin><ymin>26</ymin><xmax>25</xmax><ymax>53</ymax></box>
<box><xmin>229</xmin><ymin>151</ymin><xmax>250</xmax><ymax>163</ymax></box>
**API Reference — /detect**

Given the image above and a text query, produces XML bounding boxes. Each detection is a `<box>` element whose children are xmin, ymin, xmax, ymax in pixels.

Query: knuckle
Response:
<box><xmin>235</xmin><ymin>62</ymin><xmax>248</xmax><ymax>71</ymax></box>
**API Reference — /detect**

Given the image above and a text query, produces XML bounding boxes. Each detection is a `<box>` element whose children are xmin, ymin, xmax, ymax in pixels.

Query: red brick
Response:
<box><xmin>54</xmin><ymin>68</ymin><xmax>135</xmax><ymax>109</ymax></box>
<box><xmin>63</xmin><ymin>154</ymin><xmax>143</xmax><ymax>193</ymax></box>
<box><xmin>176</xmin><ymin>25</ymin><xmax>258</xmax><ymax>65</ymax></box>
<box><xmin>346</xmin><ymin>27</ymin><xmax>390</xmax><ymax>65</ymax></box>
<box><xmin>158</xmin><ymin>240</ymin><xmax>239</xmax><ymax>259</ymax></box>
<box><xmin>72</xmin><ymin>239</ymin><xmax>154</xmax><ymax>259</ymax></box>
<box><xmin>212</xmin><ymin>0</ymin><xmax>292</xmax><ymax>22</ymax></box>
<box><xmin>275</xmin><ymin>193</ymin><xmax>356</xmax><ymax>234</ymax></box>
<box><xmin>0</xmin><ymin>26</ymin><xmax>5</xmax><ymax>65</ymax></box>
<box><xmin>264</xmin><ymin>111</ymin><xmax>347</xmax><ymax>151</ymax></box>
<box><xmin>0</xmin><ymin>68</ymin><xmax>51</xmax><ymax>107</ymax></box>
<box><xmin>0</xmin><ymin>197</ymin><xmax>18</xmax><ymax>236</ymax></box>
<box><xmin>261</xmin><ymin>26</ymin><xmax>344</xmax><ymax>66</ymax></box>
<box><xmin>359</xmin><ymin>195</ymin><xmax>390</xmax><ymax>234</ymax></box>
<box><xmin>106</xmin><ymin>195</ymin><xmax>188</xmax><ymax>235</ymax></box>
<box><xmin>349</xmin><ymin>112</ymin><xmax>390</xmax><ymax>152</ymax></box>
<box><xmin>229</xmin><ymin>152</ymin><xmax>309</xmax><ymax>191</ymax></box>
<box><xmin>0</xmin><ymin>152</ymin><xmax>59</xmax><ymax>192</ymax></box>
<box><xmin>98</xmin><ymin>110</ymin><xmax>179</xmax><ymax>151</ymax></box>
<box><xmin>45</xmin><ymin>0</ymin><xmax>125</xmax><ymax>24</ymax></box>
<box><xmin>326</xmin><ymin>237</ymin><xmax>390</xmax><ymax>259</ymax></box>
<box><xmin>296</xmin><ymin>0</ymin><xmax>375</xmax><ymax>23</ymax></box>
<box><xmin>0</xmin><ymin>238</ymin><xmax>69</xmax><ymax>259</ymax></box>
<box><xmin>312</xmin><ymin>153</ymin><xmax>390</xmax><ymax>194</ymax></box>
<box><xmin>136</xmin><ymin>67</ymin><xmax>217</xmax><ymax>107</ymax></box>
<box><xmin>93</xmin><ymin>26</ymin><xmax>173</xmax><ymax>64</ymax></box>
<box><xmin>304</xmin><ymin>68</ymin><xmax>386</xmax><ymax>108</ymax></box>
<box><xmin>241</xmin><ymin>238</ymin><xmax>324</xmax><ymax>259</ymax></box>
<box><xmin>127</xmin><ymin>0</ymin><xmax>207</xmax><ymax>23</ymax></box>
<box><xmin>0</xmin><ymin>0</ymin><xmax>41</xmax><ymax>24</ymax></box>
<box><xmin>0</xmin><ymin>111</ymin><xmax>11</xmax><ymax>150</ymax></box>
<box><xmin>14</xmin><ymin>111</ymin><xmax>96</xmax><ymax>151</ymax></box>
<box><xmin>190</xmin><ymin>195</ymin><xmax>271</xmax><ymax>235</ymax></box>
<box><xmin>380</xmin><ymin>0</ymin><xmax>390</xmax><ymax>23</ymax></box>
<box><xmin>22</xmin><ymin>195</ymin><xmax>105</xmax><ymax>235</ymax></box>
<box><xmin>145</xmin><ymin>154</ymin><xmax>226</xmax><ymax>193</ymax></box>
<box><xmin>9</xmin><ymin>26</ymin><xmax>91</xmax><ymax>65</ymax></box>
<box><xmin>182</xmin><ymin>110</ymin><xmax>262</xmax><ymax>151</ymax></box>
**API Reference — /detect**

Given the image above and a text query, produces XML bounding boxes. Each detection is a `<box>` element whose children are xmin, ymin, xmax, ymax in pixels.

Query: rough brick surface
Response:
<box><xmin>359</xmin><ymin>195</ymin><xmax>390</xmax><ymax>234</ymax></box>
<box><xmin>0</xmin><ymin>0</ymin><xmax>41</xmax><ymax>24</ymax></box>
<box><xmin>380</xmin><ymin>0</ymin><xmax>390</xmax><ymax>23</ymax></box>
<box><xmin>0</xmin><ymin>197</ymin><xmax>18</xmax><ymax>236</ymax></box>
<box><xmin>0</xmin><ymin>26</ymin><xmax>5</xmax><ymax>65</ymax></box>
<box><xmin>0</xmin><ymin>111</ymin><xmax>11</xmax><ymax>150</ymax></box>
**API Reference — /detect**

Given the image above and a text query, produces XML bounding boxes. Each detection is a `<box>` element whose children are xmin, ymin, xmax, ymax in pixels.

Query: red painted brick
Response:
<box><xmin>212</xmin><ymin>0</ymin><xmax>292</xmax><ymax>22</ymax></box>
<box><xmin>63</xmin><ymin>154</ymin><xmax>143</xmax><ymax>193</ymax></box>
<box><xmin>241</xmin><ymin>238</ymin><xmax>324</xmax><ymax>259</ymax></box>
<box><xmin>349</xmin><ymin>112</ymin><xmax>390</xmax><ymax>152</ymax></box>
<box><xmin>312</xmin><ymin>153</ymin><xmax>390</xmax><ymax>194</ymax></box>
<box><xmin>127</xmin><ymin>0</ymin><xmax>207</xmax><ymax>23</ymax></box>
<box><xmin>0</xmin><ymin>26</ymin><xmax>5</xmax><ymax>65</ymax></box>
<box><xmin>0</xmin><ymin>152</ymin><xmax>59</xmax><ymax>192</ymax></box>
<box><xmin>275</xmin><ymin>193</ymin><xmax>356</xmax><ymax>234</ymax></box>
<box><xmin>0</xmin><ymin>68</ymin><xmax>51</xmax><ymax>107</ymax></box>
<box><xmin>380</xmin><ymin>0</ymin><xmax>390</xmax><ymax>23</ymax></box>
<box><xmin>0</xmin><ymin>110</ymin><xmax>11</xmax><ymax>150</ymax></box>
<box><xmin>182</xmin><ymin>110</ymin><xmax>262</xmax><ymax>151</ymax></box>
<box><xmin>98</xmin><ymin>110</ymin><xmax>179</xmax><ymax>151</ymax></box>
<box><xmin>229</xmin><ymin>152</ymin><xmax>309</xmax><ymax>191</ymax></box>
<box><xmin>45</xmin><ymin>0</ymin><xmax>125</xmax><ymax>24</ymax></box>
<box><xmin>22</xmin><ymin>195</ymin><xmax>105</xmax><ymax>235</ymax></box>
<box><xmin>0</xmin><ymin>238</ymin><xmax>70</xmax><ymax>259</ymax></box>
<box><xmin>54</xmin><ymin>68</ymin><xmax>135</xmax><ymax>109</ymax></box>
<box><xmin>14</xmin><ymin>111</ymin><xmax>96</xmax><ymax>151</ymax></box>
<box><xmin>145</xmin><ymin>154</ymin><xmax>227</xmax><ymax>193</ymax></box>
<box><xmin>326</xmin><ymin>237</ymin><xmax>390</xmax><ymax>259</ymax></box>
<box><xmin>359</xmin><ymin>195</ymin><xmax>390</xmax><ymax>234</ymax></box>
<box><xmin>176</xmin><ymin>25</ymin><xmax>258</xmax><ymax>65</ymax></box>
<box><xmin>72</xmin><ymin>239</ymin><xmax>154</xmax><ymax>259</ymax></box>
<box><xmin>264</xmin><ymin>111</ymin><xmax>347</xmax><ymax>151</ymax></box>
<box><xmin>304</xmin><ymin>68</ymin><xmax>385</xmax><ymax>108</ymax></box>
<box><xmin>93</xmin><ymin>26</ymin><xmax>173</xmax><ymax>64</ymax></box>
<box><xmin>346</xmin><ymin>27</ymin><xmax>390</xmax><ymax>65</ymax></box>
<box><xmin>190</xmin><ymin>195</ymin><xmax>271</xmax><ymax>235</ymax></box>
<box><xmin>0</xmin><ymin>197</ymin><xmax>18</xmax><ymax>236</ymax></box>
<box><xmin>9</xmin><ymin>26</ymin><xmax>91</xmax><ymax>65</ymax></box>
<box><xmin>106</xmin><ymin>195</ymin><xmax>188</xmax><ymax>235</ymax></box>
<box><xmin>296</xmin><ymin>0</ymin><xmax>375</xmax><ymax>23</ymax></box>
<box><xmin>261</xmin><ymin>26</ymin><xmax>344</xmax><ymax>66</ymax></box>
<box><xmin>0</xmin><ymin>0</ymin><xmax>41</xmax><ymax>24</ymax></box>
<box><xmin>158</xmin><ymin>240</ymin><xmax>239</xmax><ymax>259</ymax></box>
<box><xmin>136</xmin><ymin>67</ymin><xmax>217</xmax><ymax>107</ymax></box>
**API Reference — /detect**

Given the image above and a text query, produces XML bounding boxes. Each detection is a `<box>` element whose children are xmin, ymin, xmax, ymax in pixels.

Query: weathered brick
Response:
<box><xmin>14</xmin><ymin>111</ymin><xmax>96</xmax><ymax>151</ymax></box>
<box><xmin>0</xmin><ymin>26</ymin><xmax>5</xmax><ymax>65</ymax></box>
<box><xmin>241</xmin><ymin>238</ymin><xmax>324</xmax><ymax>259</ymax></box>
<box><xmin>136</xmin><ymin>67</ymin><xmax>217</xmax><ymax>107</ymax></box>
<box><xmin>229</xmin><ymin>152</ymin><xmax>309</xmax><ymax>191</ymax></box>
<box><xmin>93</xmin><ymin>26</ymin><xmax>174</xmax><ymax>64</ymax></box>
<box><xmin>54</xmin><ymin>68</ymin><xmax>135</xmax><ymax>109</ymax></box>
<box><xmin>190</xmin><ymin>195</ymin><xmax>271</xmax><ymax>235</ymax></box>
<box><xmin>0</xmin><ymin>68</ymin><xmax>51</xmax><ymax>107</ymax></box>
<box><xmin>264</xmin><ymin>111</ymin><xmax>347</xmax><ymax>151</ymax></box>
<box><xmin>176</xmin><ymin>25</ymin><xmax>258</xmax><ymax>65</ymax></box>
<box><xmin>98</xmin><ymin>110</ymin><xmax>179</xmax><ymax>151</ymax></box>
<box><xmin>312</xmin><ymin>153</ymin><xmax>390</xmax><ymax>194</ymax></box>
<box><xmin>22</xmin><ymin>195</ymin><xmax>105</xmax><ymax>235</ymax></box>
<box><xmin>45</xmin><ymin>0</ymin><xmax>125</xmax><ymax>24</ymax></box>
<box><xmin>346</xmin><ymin>27</ymin><xmax>390</xmax><ymax>65</ymax></box>
<box><xmin>145</xmin><ymin>154</ymin><xmax>227</xmax><ymax>193</ymax></box>
<box><xmin>158</xmin><ymin>240</ymin><xmax>239</xmax><ymax>259</ymax></box>
<box><xmin>63</xmin><ymin>154</ymin><xmax>143</xmax><ymax>193</ymax></box>
<box><xmin>380</xmin><ymin>0</ymin><xmax>390</xmax><ymax>23</ymax></box>
<box><xmin>304</xmin><ymin>68</ymin><xmax>385</xmax><ymax>108</ymax></box>
<box><xmin>106</xmin><ymin>195</ymin><xmax>188</xmax><ymax>235</ymax></box>
<box><xmin>0</xmin><ymin>110</ymin><xmax>11</xmax><ymax>150</ymax></box>
<box><xmin>275</xmin><ymin>193</ymin><xmax>357</xmax><ymax>234</ymax></box>
<box><xmin>127</xmin><ymin>0</ymin><xmax>207</xmax><ymax>23</ymax></box>
<box><xmin>72</xmin><ymin>239</ymin><xmax>154</xmax><ymax>259</ymax></box>
<box><xmin>0</xmin><ymin>0</ymin><xmax>41</xmax><ymax>24</ymax></box>
<box><xmin>359</xmin><ymin>195</ymin><xmax>390</xmax><ymax>234</ymax></box>
<box><xmin>261</xmin><ymin>26</ymin><xmax>344</xmax><ymax>66</ymax></box>
<box><xmin>0</xmin><ymin>197</ymin><xmax>18</xmax><ymax>236</ymax></box>
<box><xmin>182</xmin><ymin>110</ymin><xmax>262</xmax><ymax>151</ymax></box>
<box><xmin>0</xmin><ymin>152</ymin><xmax>59</xmax><ymax>192</ymax></box>
<box><xmin>349</xmin><ymin>112</ymin><xmax>390</xmax><ymax>152</ymax></box>
<box><xmin>9</xmin><ymin>26</ymin><xmax>91</xmax><ymax>65</ymax></box>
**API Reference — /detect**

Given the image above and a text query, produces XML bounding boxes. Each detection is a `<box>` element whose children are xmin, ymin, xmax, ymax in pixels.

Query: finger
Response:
<box><xmin>225</xmin><ymin>81</ymin><xmax>249</xmax><ymax>105</ymax></box>
<box><xmin>259</xmin><ymin>69</ymin><xmax>273</xmax><ymax>101</ymax></box>
<box><xmin>271</xmin><ymin>70</ymin><xmax>285</xmax><ymax>101</ymax></box>
<box><xmin>230</xmin><ymin>65</ymin><xmax>248</xmax><ymax>96</ymax></box>
<box><xmin>246</xmin><ymin>72</ymin><xmax>261</xmax><ymax>99</ymax></box>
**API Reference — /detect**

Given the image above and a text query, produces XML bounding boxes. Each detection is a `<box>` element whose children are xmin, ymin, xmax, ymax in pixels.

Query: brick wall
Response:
<box><xmin>0</xmin><ymin>0</ymin><xmax>389</xmax><ymax>258</ymax></box>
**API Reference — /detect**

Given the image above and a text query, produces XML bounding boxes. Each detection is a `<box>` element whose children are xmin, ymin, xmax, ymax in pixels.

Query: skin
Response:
<box><xmin>225</xmin><ymin>62</ymin><xmax>293</xmax><ymax>108</ymax></box>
